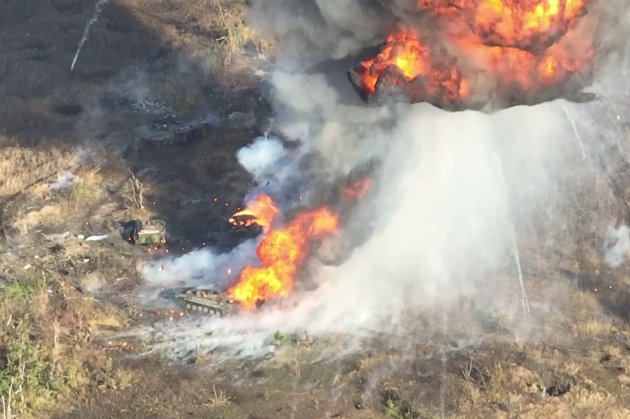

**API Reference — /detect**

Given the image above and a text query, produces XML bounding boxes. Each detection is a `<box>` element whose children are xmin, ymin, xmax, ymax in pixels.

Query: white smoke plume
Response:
<box><xmin>126</xmin><ymin>1</ymin><xmax>630</xmax><ymax>361</ymax></box>
<box><xmin>237</xmin><ymin>135</ymin><xmax>288</xmax><ymax>180</ymax></box>
<box><xmin>137</xmin><ymin>239</ymin><xmax>258</xmax><ymax>306</ymax></box>
<box><xmin>604</xmin><ymin>225</ymin><xmax>630</xmax><ymax>268</ymax></box>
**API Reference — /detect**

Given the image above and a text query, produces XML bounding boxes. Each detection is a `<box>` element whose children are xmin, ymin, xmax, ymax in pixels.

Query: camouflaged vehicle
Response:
<box><xmin>175</xmin><ymin>288</ymin><xmax>238</xmax><ymax>317</ymax></box>
<box><xmin>129</xmin><ymin>219</ymin><xmax>167</xmax><ymax>245</ymax></box>
<box><xmin>134</xmin><ymin>115</ymin><xmax>213</xmax><ymax>147</ymax></box>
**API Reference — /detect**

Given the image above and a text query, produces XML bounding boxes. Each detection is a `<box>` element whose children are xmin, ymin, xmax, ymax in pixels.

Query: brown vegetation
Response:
<box><xmin>0</xmin><ymin>145</ymin><xmax>75</xmax><ymax>199</ymax></box>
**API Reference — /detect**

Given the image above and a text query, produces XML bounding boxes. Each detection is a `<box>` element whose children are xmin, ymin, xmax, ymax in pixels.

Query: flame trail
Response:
<box><xmin>511</xmin><ymin>231</ymin><xmax>529</xmax><ymax>314</ymax></box>
<box><xmin>489</xmin><ymin>148</ymin><xmax>530</xmax><ymax>315</ymax></box>
<box><xmin>70</xmin><ymin>0</ymin><xmax>109</xmax><ymax>71</ymax></box>
<box><xmin>562</xmin><ymin>102</ymin><xmax>587</xmax><ymax>160</ymax></box>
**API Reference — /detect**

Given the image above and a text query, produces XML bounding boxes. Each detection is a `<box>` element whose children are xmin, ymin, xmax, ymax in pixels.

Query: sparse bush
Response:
<box><xmin>0</xmin><ymin>333</ymin><xmax>61</xmax><ymax>413</ymax></box>
<box><xmin>0</xmin><ymin>275</ymin><xmax>62</xmax><ymax>414</ymax></box>
<box><xmin>271</xmin><ymin>331</ymin><xmax>299</xmax><ymax>346</ymax></box>
<box><xmin>208</xmin><ymin>385</ymin><xmax>232</xmax><ymax>407</ymax></box>
<box><xmin>0</xmin><ymin>271</ymin><xmax>131</xmax><ymax>416</ymax></box>
<box><xmin>1</xmin><ymin>273</ymin><xmax>44</xmax><ymax>307</ymax></box>
<box><xmin>574</xmin><ymin>316</ymin><xmax>616</xmax><ymax>336</ymax></box>
<box><xmin>202</xmin><ymin>0</ymin><xmax>274</xmax><ymax>73</ymax></box>
<box><xmin>381</xmin><ymin>387</ymin><xmax>421</xmax><ymax>419</ymax></box>
<box><xmin>212</xmin><ymin>0</ymin><xmax>252</xmax><ymax>65</ymax></box>
<box><xmin>71</xmin><ymin>167</ymin><xmax>105</xmax><ymax>207</ymax></box>
<box><xmin>203</xmin><ymin>47</ymin><xmax>227</xmax><ymax>74</ymax></box>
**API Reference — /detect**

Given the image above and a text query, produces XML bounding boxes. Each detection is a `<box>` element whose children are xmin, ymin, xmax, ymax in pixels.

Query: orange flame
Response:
<box><xmin>471</xmin><ymin>0</ymin><xmax>588</xmax><ymax>50</ymax></box>
<box><xmin>343</xmin><ymin>178</ymin><xmax>374</xmax><ymax>200</ymax></box>
<box><xmin>355</xmin><ymin>0</ymin><xmax>594</xmax><ymax>107</ymax></box>
<box><xmin>228</xmin><ymin>207</ymin><xmax>339</xmax><ymax>309</ymax></box>
<box><xmin>359</xmin><ymin>30</ymin><xmax>430</xmax><ymax>94</ymax></box>
<box><xmin>229</xmin><ymin>194</ymin><xmax>279</xmax><ymax>231</ymax></box>
<box><xmin>357</xmin><ymin>29</ymin><xmax>470</xmax><ymax>106</ymax></box>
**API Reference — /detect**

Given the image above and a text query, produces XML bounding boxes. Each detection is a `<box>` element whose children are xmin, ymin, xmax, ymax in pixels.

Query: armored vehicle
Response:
<box><xmin>128</xmin><ymin>219</ymin><xmax>167</xmax><ymax>245</ymax></box>
<box><xmin>134</xmin><ymin>115</ymin><xmax>212</xmax><ymax>147</ymax></box>
<box><xmin>229</xmin><ymin>213</ymin><xmax>264</xmax><ymax>235</ymax></box>
<box><xmin>175</xmin><ymin>288</ymin><xmax>238</xmax><ymax>317</ymax></box>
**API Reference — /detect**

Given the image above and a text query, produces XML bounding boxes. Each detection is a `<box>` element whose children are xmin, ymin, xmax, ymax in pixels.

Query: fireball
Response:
<box><xmin>349</xmin><ymin>29</ymin><xmax>470</xmax><ymax>109</ymax></box>
<box><xmin>350</xmin><ymin>0</ymin><xmax>596</xmax><ymax>110</ymax></box>
<box><xmin>470</xmin><ymin>0</ymin><xmax>589</xmax><ymax>50</ymax></box>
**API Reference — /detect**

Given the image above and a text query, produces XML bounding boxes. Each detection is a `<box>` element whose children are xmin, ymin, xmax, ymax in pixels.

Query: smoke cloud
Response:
<box><xmin>138</xmin><ymin>240</ymin><xmax>257</xmax><ymax>306</ymax></box>
<box><xmin>237</xmin><ymin>135</ymin><xmax>288</xmax><ymax>180</ymax></box>
<box><xmin>127</xmin><ymin>1</ymin><xmax>630</xmax><ymax>361</ymax></box>
<box><xmin>604</xmin><ymin>225</ymin><xmax>630</xmax><ymax>268</ymax></box>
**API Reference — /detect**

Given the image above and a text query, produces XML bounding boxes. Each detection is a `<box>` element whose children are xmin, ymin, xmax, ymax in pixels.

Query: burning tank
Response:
<box><xmin>229</xmin><ymin>213</ymin><xmax>264</xmax><ymax>234</ymax></box>
<box><xmin>174</xmin><ymin>288</ymin><xmax>238</xmax><ymax>316</ymax></box>
<box><xmin>228</xmin><ymin>194</ymin><xmax>279</xmax><ymax>234</ymax></box>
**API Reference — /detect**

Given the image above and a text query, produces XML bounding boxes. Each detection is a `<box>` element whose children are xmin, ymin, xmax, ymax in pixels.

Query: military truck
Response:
<box><xmin>174</xmin><ymin>288</ymin><xmax>238</xmax><ymax>317</ymax></box>
<box><xmin>127</xmin><ymin>219</ymin><xmax>167</xmax><ymax>245</ymax></box>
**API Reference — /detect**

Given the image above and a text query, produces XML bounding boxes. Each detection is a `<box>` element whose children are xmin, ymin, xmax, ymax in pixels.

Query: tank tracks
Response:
<box><xmin>174</xmin><ymin>288</ymin><xmax>238</xmax><ymax>317</ymax></box>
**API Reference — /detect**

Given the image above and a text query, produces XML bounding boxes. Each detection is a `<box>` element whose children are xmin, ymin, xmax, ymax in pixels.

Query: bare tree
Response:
<box><xmin>124</xmin><ymin>171</ymin><xmax>144</xmax><ymax>210</ymax></box>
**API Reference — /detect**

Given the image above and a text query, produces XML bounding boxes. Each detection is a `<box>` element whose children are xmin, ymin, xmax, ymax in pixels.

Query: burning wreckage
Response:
<box><xmin>157</xmin><ymin>201</ymin><xmax>339</xmax><ymax>316</ymax></box>
<box><xmin>156</xmin><ymin>166</ymin><xmax>376</xmax><ymax>317</ymax></box>
<box><xmin>348</xmin><ymin>0</ymin><xmax>598</xmax><ymax>111</ymax></box>
<box><xmin>152</xmin><ymin>1</ymin><xmax>605</xmax><ymax>319</ymax></box>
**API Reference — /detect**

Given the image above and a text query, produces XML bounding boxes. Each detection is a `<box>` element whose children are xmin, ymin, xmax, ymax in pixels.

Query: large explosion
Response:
<box><xmin>133</xmin><ymin>0</ymin><xmax>630</xmax><ymax>362</ymax></box>
<box><xmin>349</xmin><ymin>0</ymin><xmax>598</xmax><ymax>110</ymax></box>
<box><xmin>220</xmin><ymin>1</ymin><xmax>602</xmax><ymax>311</ymax></box>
